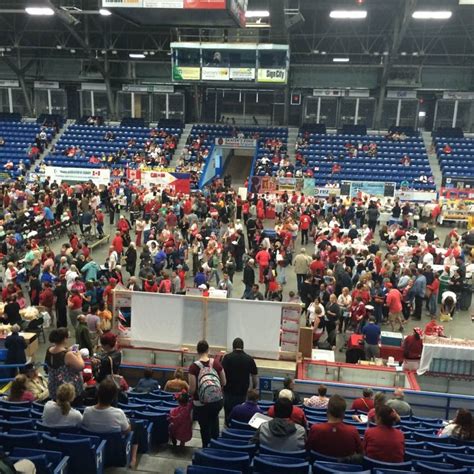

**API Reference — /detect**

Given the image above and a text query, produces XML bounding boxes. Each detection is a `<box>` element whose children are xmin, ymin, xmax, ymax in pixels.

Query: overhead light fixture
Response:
<box><xmin>245</xmin><ymin>23</ymin><xmax>271</xmax><ymax>28</ymax></box>
<box><xmin>25</xmin><ymin>6</ymin><xmax>55</xmax><ymax>16</ymax></box>
<box><xmin>333</xmin><ymin>57</ymin><xmax>350</xmax><ymax>62</ymax></box>
<box><xmin>70</xmin><ymin>49</ymin><xmax>76</xmax><ymax>54</ymax></box>
<box><xmin>383</xmin><ymin>51</ymin><xmax>389</xmax><ymax>56</ymax></box>
<box><xmin>313</xmin><ymin>50</ymin><xmax>319</xmax><ymax>54</ymax></box>
<box><xmin>418</xmin><ymin>111</ymin><xmax>426</xmax><ymax>117</ymax></box>
<box><xmin>400</xmin><ymin>51</ymin><xmax>407</xmax><ymax>56</ymax></box>
<box><xmin>329</xmin><ymin>10</ymin><xmax>367</xmax><ymax>19</ymax></box>
<box><xmin>99</xmin><ymin>8</ymin><xmax>112</xmax><ymax>16</ymax></box>
<box><xmin>412</xmin><ymin>10</ymin><xmax>452</xmax><ymax>19</ymax></box>
<box><xmin>373</xmin><ymin>52</ymin><xmax>380</xmax><ymax>56</ymax></box>
<box><xmin>321</xmin><ymin>51</ymin><xmax>327</xmax><ymax>55</ymax></box>
<box><xmin>56</xmin><ymin>45</ymin><xmax>62</xmax><ymax>50</ymax></box>
<box><xmin>412</xmin><ymin>51</ymin><xmax>419</xmax><ymax>56</ymax></box>
<box><xmin>149</xmin><ymin>51</ymin><xmax>155</xmax><ymax>56</ymax></box>
<box><xmin>129</xmin><ymin>53</ymin><xmax>145</xmax><ymax>59</ymax></box>
<box><xmin>112</xmin><ymin>50</ymin><xmax>118</xmax><ymax>55</ymax></box>
<box><xmin>245</xmin><ymin>10</ymin><xmax>270</xmax><ymax>18</ymax></box>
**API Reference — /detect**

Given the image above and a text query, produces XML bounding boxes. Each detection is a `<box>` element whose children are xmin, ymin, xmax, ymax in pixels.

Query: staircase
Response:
<box><xmin>170</xmin><ymin>123</ymin><xmax>193</xmax><ymax>168</ymax></box>
<box><xmin>287</xmin><ymin>127</ymin><xmax>299</xmax><ymax>163</ymax></box>
<box><xmin>422</xmin><ymin>131</ymin><xmax>443</xmax><ymax>191</ymax></box>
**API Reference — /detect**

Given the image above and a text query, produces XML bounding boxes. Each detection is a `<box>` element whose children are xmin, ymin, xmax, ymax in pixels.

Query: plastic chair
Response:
<box><xmin>446</xmin><ymin>453</ymin><xmax>474</xmax><ymax>467</ymax></box>
<box><xmin>373</xmin><ymin>471</ymin><xmax>419</xmax><ymax>474</ymax></box>
<box><xmin>363</xmin><ymin>457</ymin><xmax>413</xmax><ymax>471</ymax></box>
<box><xmin>413</xmin><ymin>461</ymin><xmax>469</xmax><ymax>474</ymax></box>
<box><xmin>405</xmin><ymin>448</ymin><xmax>443</xmax><ymax>462</ymax></box>
<box><xmin>313</xmin><ymin>461</ymin><xmax>370</xmax><ymax>473</ymax></box>
<box><xmin>229</xmin><ymin>419</ymin><xmax>255</xmax><ymax>431</ymax></box>
<box><xmin>252</xmin><ymin>454</ymin><xmax>309</xmax><ymax>473</ymax></box>
<box><xmin>413</xmin><ymin>432</ymin><xmax>447</xmax><ymax>443</ymax></box>
<box><xmin>179</xmin><ymin>466</ymin><xmax>242</xmax><ymax>474</ymax></box>
<box><xmin>0</xmin><ymin>418</ymin><xmax>34</xmax><ymax>430</ymax></box>
<box><xmin>42</xmin><ymin>433</ymin><xmax>106</xmax><ymax>474</ymax></box>
<box><xmin>309</xmin><ymin>451</ymin><xmax>341</xmax><ymax>464</ymax></box>
<box><xmin>81</xmin><ymin>428</ymin><xmax>133</xmax><ymax>468</ymax></box>
<box><xmin>209</xmin><ymin>438</ymin><xmax>257</xmax><ymax>457</ymax></box>
<box><xmin>134</xmin><ymin>411</ymin><xmax>169</xmax><ymax>445</ymax></box>
<box><xmin>0</xmin><ymin>431</ymin><xmax>41</xmax><ymax>450</ymax></box>
<box><xmin>258</xmin><ymin>444</ymin><xmax>306</xmax><ymax>459</ymax></box>
<box><xmin>9</xmin><ymin>447</ymin><xmax>69</xmax><ymax>474</ymax></box>
<box><xmin>0</xmin><ymin>407</ymin><xmax>31</xmax><ymax>419</ymax></box>
<box><xmin>193</xmin><ymin>448</ymin><xmax>251</xmax><ymax>474</ymax></box>
<box><xmin>426</xmin><ymin>442</ymin><xmax>467</xmax><ymax>453</ymax></box>
<box><xmin>35</xmin><ymin>421</ymin><xmax>80</xmax><ymax>434</ymax></box>
<box><xmin>221</xmin><ymin>427</ymin><xmax>254</xmax><ymax>441</ymax></box>
<box><xmin>0</xmin><ymin>399</ymin><xmax>32</xmax><ymax>408</ymax></box>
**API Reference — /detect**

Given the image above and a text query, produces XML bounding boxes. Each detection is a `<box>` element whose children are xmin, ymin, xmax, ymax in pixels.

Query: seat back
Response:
<box><xmin>229</xmin><ymin>419</ymin><xmax>255</xmax><ymax>431</ymax></box>
<box><xmin>186</xmin><ymin>466</ymin><xmax>242</xmax><ymax>474</ymax></box>
<box><xmin>363</xmin><ymin>457</ymin><xmax>413</xmax><ymax>470</ymax></box>
<box><xmin>313</xmin><ymin>461</ymin><xmax>370</xmax><ymax>473</ymax></box>
<box><xmin>446</xmin><ymin>453</ymin><xmax>474</xmax><ymax>467</ymax></box>
<box><xmin>414</xmin><ymin>461</ymin><xmax>469</xmax><ymax>474</ymax></box>
<box><xmin>9</xmin><ymin>447</ymin><xmax>69</xmax><ymax>474</ymax></box>
<box><xmin>81</xmin><ymin>428</ymin><xmax>132</xmax><ymax>468</ymax></box>
<box><xmin>259</xmin><ymin>444</ymin><xmax>306</xmax><ymax>458</ymax></box>
<box><xmin>193</xmin><ymin>448</ymin><xmax>250</xmax><ymax>474</ymax></box>
<box><xmin>0</xmin><ymin>431</ymin><xmax>41</xmax><ymax>450</ymax></box>
<box><xmin>253</xmin><ymin>454</ymin><xmax>309</xmax><ymax>474</ymax></box>
<box><xmin>209</xmin><ymin>439</ymin><xmax>256</xmax><ymax>457</ymax></box>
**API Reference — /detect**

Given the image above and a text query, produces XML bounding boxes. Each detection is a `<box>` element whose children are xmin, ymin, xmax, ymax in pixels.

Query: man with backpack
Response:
<box><xmin>188</xmin><ymin>340</ymin><xmax>227</xmax><ymax>448</ymax></box>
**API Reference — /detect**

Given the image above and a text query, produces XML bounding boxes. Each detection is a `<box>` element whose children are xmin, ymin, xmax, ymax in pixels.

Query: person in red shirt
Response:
<box><xmin>306</xmin><ymin>394</ymin><xmax>363</xmax><ymax>458</ymax></box>
<box><xmin>112</xmin><ymin>232</ymin><xmax>124</xmax><ymax>256</ymax></box>
<box><xmin>402</xmin><ymin>327</ymin><xmax>424</xmax><ymax>370</ymax></box>
<box><xmin>117</xmin><ymin>215</ymin><xmax>130</xmax><ymax>234</ymax></box>
<box><xmin>424</xmin><ymin>316</ymin><xmax>445</xmax><ymax>337</ymax></box>
<box><xmin>350</xmin><ymin>297</ymin><xmax>366</xmax><ymax>332</ymax></box>
<box><xmin>351</xmin><ymin>388</ymin><xmax>375</xmax><ymax>413</ymax></box>
<box><xmin>363</xmin><ymin>404</ymin><xmax>405</xmax><ymax>463</ymax></box>
<box><xmin>255</xmin><ymin>247</ymin><xmax>270</xmax><ymax>284</ymax></box>
<box><xmin>299</xmin><ymin>213</ymin><xmax>312</xmax><ymax>246</ymax></box>
<box><xmin>427</xmin><ymin>273</ymin><xmax>440</xmax><ymax>317</ymax></box>
<box><xmin>267</xmin><ymin>389</ymin><xmax>307</xmax><ymax>428</ymax></box>
<box><xmin>310</xmin><ymin>257</ymin><xmax>325</xmax><ymax>276</ymax></box>
<box><xmin>67</xmin><ymin>288</ymin><xmax>83</xmax><ymax>329</ymax></box>
<box><xmin>144</xmin><ymin>278</ymin><xmax>158</xmax><ymax>293</ymax></box>
<box><xmin>103</xmin><ymin>278</ymin><xmax>117</xmax><ymax>308</ymax></box>
<box><xmin>385</xmin><ymin>283</ymin><xmax>404</xmax><ymax>332</ymax></box>
<box><xmin>39</xmin><ymin>282</ymin><xmax>54</xmax><ymax>315</ymax></box>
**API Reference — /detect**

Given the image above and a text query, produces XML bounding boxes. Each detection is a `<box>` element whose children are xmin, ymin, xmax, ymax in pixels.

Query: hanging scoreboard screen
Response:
<box><xmin>171</xmin><ymin>42</ymin><xmax>289</xmax><ymax>84</ymax></box>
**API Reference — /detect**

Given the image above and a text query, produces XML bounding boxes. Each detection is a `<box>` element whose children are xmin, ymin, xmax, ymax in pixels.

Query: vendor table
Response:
<box><xmin>347</xmin><ymin>334</ymin><xmax>405</xmax><ymax>363</ymax></box>
<box><xmin>417</xmin><ymin>342</ymin><xmax>474</xmax><ymax>376</ymax></box>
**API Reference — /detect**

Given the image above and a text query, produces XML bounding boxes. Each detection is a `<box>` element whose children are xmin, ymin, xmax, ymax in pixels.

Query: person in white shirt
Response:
<box><xmin>82</xmin><ymin>379</ymin><xmax>138</xmax><ymax>468</ymax></box>
<box><xmin>4</xmin><ymin>262</ymin><xmax>18</xmax><ymax>285</ymax></box>
<box><xmin>42</xmin><ymin>383</ymin><xmax>82</xmax><ymax>428</ymax></box>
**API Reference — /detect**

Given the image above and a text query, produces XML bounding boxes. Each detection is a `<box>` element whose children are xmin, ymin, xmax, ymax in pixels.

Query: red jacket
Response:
<box><xmin>363</xmin><ymin>425</ymin><xmax>405</xmax><ymax>463</ymax></box>
<box><xmin>267</xmin><ymin>405</ymin><xmax>306</xmax><ymax>427</ymax></box>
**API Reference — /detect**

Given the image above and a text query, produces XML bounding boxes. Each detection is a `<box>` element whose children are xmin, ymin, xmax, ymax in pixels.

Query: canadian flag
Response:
<box><xmin>92</xmin><ymin>170</ymin><xmax>101</xmax><ymax>177</ymax></box>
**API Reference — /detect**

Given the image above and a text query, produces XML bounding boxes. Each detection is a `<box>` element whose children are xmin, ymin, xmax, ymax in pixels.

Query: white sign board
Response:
<box><xmin>44</xmin><ymin>166</ymin><xmax>111</xmax><ymax>186</ymax></box>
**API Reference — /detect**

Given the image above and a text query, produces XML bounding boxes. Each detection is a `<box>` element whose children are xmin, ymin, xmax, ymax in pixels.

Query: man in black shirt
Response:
<box><xmin>222</xmin><ymin>338</ymin><xmax>258</xmax><ymax>425</ymax></box>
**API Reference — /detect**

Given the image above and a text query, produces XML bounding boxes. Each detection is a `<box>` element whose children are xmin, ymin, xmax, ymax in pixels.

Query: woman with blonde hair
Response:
<box><xmin>164</xmin><ymin>368</ymin><xmax>189</xmax><ymax>393</ymax></box>
<box><xmin>42</xmin><ymin>383</ymin><xmax>83</xmax><ymax>427</ymax></box>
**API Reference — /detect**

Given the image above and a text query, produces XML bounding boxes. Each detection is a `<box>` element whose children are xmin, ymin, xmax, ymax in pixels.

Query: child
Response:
<box><xmin>168</xmin><ymin>390</ymin><xmax>193</xmax><ymax>447</ymax></box>
<box><xmin>79</xmin><ymin>348</ymin><xmax>96</xmax><ymax>387</ymax></box>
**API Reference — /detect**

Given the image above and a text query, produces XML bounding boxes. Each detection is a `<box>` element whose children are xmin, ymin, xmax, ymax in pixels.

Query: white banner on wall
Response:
<box><xmin>230</xmin><ymin>68</ymin><xmax>256</xmax><ymax>80</ymax></box>
<box><xmin>214</xmin><ymin>137</ymin><xmax>257</xmax><ymax>148</ymax></box>
<box><xmin>44</xmin><ymin>166</ymin><xmax>111</xmax><ymax>185</ymax></box>
<box><xmin>202</xmin><ymin>67</ymin><xmax>230</xmax><ymax>81</ymax></box>
<box><xmin>396</xmin><ymin>189</ymin><xmax>438</xmax><ymax>202</ymax></box>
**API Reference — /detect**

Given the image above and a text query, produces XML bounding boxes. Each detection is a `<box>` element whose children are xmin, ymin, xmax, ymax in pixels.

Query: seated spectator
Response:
<box><xmin>268</xmin><ymin>390</ymin><xmax>307</xmax><ymax>427</ymax></box>
<box><xmin>306</xmin><ymin>394</ymin><xmax>363</xmax><ymax>459</ymax></box>
<box><xmin>134</xmin><ymin>369</ymin><xmax>160</xmax><ymax>393</ymax></box>
<box><xmin>304</xmin><ymin>384</ymin><xmax>329</xmax><ymax>409</ymax></box>
<box><xmin>168</xmin><ymin>390</ymin><xmax>193</xmax><ymax>447</ymax></box>
<box><xmin>274</xmin><ymin>376</ymin><xmax>301</xmax><ymax>405</ymax></box>
<box><xmin>164</xmin><ymin>368</ymin><xmax>189</xmax><ymax>393</ymax></box>
<box><xmin>82</xmin><ymin>379</ymin><xmax>138</xmax><ymax>469</ymax></box>
<box><xmin>363</xmin><ymin>404</ymin><xmax>405</xmax><ymax>463</ymax></box>
<box><xmin>42</xmin><ymin>383</ymin><xmax>83</xmax><ymax>427</ymax></box>
<box><xmin>229</xmin><ymin>389</ymin><xmax>263</xmax><ymax>424</ymax></box>
<box><xmin>386</xmin><ymin>388</ymin><xmax>412</xmax><ymax>416</ymax></box>
<box><xmin>351</xmin><ymin>388</ymin><xmax>374</xmax><ymax>413</ymax></box>
<box><xmin>439</xmin><ymin>409</ymin><xmax>474</xmax><ymax>440</ymax></box>
<box><xmin>23</xmin><ymin>363</ymin><xmax>49</xmax><ymax>401</ymax></box>
<box><xmin>252</xmin><ymin>397</ymin><xmax>306</xmax><ymax>451</ymax></box>
<box><xmin>8</xmin><ymin>374</ymin><xmax>35</xmax><ymax>402</ymax></box>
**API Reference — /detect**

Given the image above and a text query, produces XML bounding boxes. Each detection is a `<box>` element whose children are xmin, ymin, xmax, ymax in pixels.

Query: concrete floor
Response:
<box><xmin>38</xmin><ymin>214</ymin><xmax>472</xmax><ymax>473</ymax></box>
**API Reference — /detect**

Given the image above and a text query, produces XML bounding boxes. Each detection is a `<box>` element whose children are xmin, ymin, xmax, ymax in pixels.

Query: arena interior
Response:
<box><xmin>0</xmin><ymin>0</ymin><xmax>473</xmax><ymax>473</ymax></box>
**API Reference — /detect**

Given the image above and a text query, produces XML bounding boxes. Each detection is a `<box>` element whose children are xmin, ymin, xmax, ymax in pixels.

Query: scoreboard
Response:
<box><xmin>171</xmin><ymin>42</ymin><xmax>290</xmax><ymax>84</ymax></box>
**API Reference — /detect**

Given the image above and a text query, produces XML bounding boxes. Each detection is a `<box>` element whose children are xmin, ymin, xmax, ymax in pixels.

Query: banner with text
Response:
<box><xmin>230</xmin><ymin>68</ymin><xmax>256</xmax><ymax>81</ymax></box>
<box><xmin>257</xmin><ymin>68</ymin><xmax>287</xmax><ymax>84</ymax></box>
<box><xmin>127</xmin><ymin>169</ymin><xmax>190</xmax><ymax>193</ymax></box>
<box><xmin>202</xmin><ymin>67</ymin><xmax>230</xmax><ymax>81</ymax></box>
<box><xmin>44</xmin><ymin>166</ymin><xmax>111</xmax><ymax>185</ymax></box>
<box><xmin>172</xmin><ymin>66</ymin><xmax>201</xmax><ymax>81</ymax></box>
<box><xmin>215</xmin><ymin>137</ymin><xmax>257</xmax><ymax>148</ymax></box>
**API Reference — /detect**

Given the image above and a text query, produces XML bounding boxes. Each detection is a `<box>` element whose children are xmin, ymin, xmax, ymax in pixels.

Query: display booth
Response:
<box><xmin>113</xmin><ymin>290</ymin><xmax>301</xmax><ymax>361</ymax></box>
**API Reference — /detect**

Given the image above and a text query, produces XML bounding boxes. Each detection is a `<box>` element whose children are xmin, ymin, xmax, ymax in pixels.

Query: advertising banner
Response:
<box><xmin>314</xmin><ymin>187</ymin><xmax>341</xmax><ymax>198</ymax></box>
<box><xmin>127</xmin><ymin>169</ymin><xmax>191</xmax><ymax>193</ymax></box>
<box><xmin>257</xmin><ymin>68</ymin><xmax>287</xmax><ymax>83</ymax></box>
<box><xmin>44</xmin><ymin>166</ymin><xmax>110</xmax><ymax>185</ymax></box>
<box><xmin>277</xmin><ymin>177</ymin><xmax>303</xmax><ymax>191</ymax></box>
<box><xmin>184</xmin><ymin>0</ymin><xmax>226</xmax><ymax>8</ymax></box>
<box><xmin>346</xmin><ymin>181</ymin><xmax>396</xmax><ymax>198</ymax></box>
<box><xmin>202</xmin><ymin>67</ymin><xmax>230</xmax><ymax>81</ymax></box>
<box><xmin>215</xmin><ymin>137</ymin><xmax>257</xmax><ymax>148</ymax></box>
<box><xmin>396</xmin><ymin>190</ymin><xmax>438</xmax><ymax>202</ymax></box>
<box><xmin>230</xmin><ymin>68</ymin><xmax>256</xmax><ymax>81</ymax></box>
<box><xmin>172</xmin><ymin>66</ymin><xmax>200</xmax><ymax>81</ymax></box>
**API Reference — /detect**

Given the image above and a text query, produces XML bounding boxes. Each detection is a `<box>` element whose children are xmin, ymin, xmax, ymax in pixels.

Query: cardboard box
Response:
<box><xmin>381</xmin><ymin>331</ymin><xmax>403</xmax><ymax>347</ymax></box>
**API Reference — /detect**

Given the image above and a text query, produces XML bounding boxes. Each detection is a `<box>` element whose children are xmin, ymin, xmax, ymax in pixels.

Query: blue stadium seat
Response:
<box><xmin>193</xmin><ymin>448</ymin><xmax>251</xmax><ymax>474</ymax></box>
<box><xmin>0</xmin><ymin>407</ymin><xmax>31</xmax><ymax>418</ymax></box>
<box><xmin>9</xmin><ymin>447</ymin><xmax>69</xmax><ymax>474</ymax></box>
<box><xmin>209</xmin><ymin>438</ymin><xmax>257</xmax><ymax>456</ymax></box>
<box><xmin>0</xmin><ymin>431</ymin><xmax>41</xmax><ymax>450</ymax></box>
<box><xmin>81</xmin><ymin>428</ymin><xmax>133</xmax><ymax>468</ymax></box>
<box><xmin>363</xmin><ymin>457</ymin><xmax>413</xmax><ymax>471</ymax></box>
<box><xmin>413</xmin><ymin>461</ymin><xmax>470</xmax><ymax>473</ymax></box>
<box><xmin>426</xmin><ymin>442</ymin><xmax>467</xmax><ymax>453</ymax></box>
<box><xmin>446</xmin><ymin>453</ymin><xmax>474</xmax><ymax>467</ymax></box>
<box><xmin>134</xmin><ymin>411</ymin><xmax>169</xmax><ymax>445</ymax></box>
<box><xmin>221</xmin><ymin>428</ymin><xmax>255</xmax><ymax>441</ymax></box>
<box><xmin>42</xmin><ymin>433</ymin><xmax>107</xmax><ymax>474</ymax></box>
<box><xmin>229</xmin><ymin>418</ymin><xmax>255</xmax><ymax>431</ymax></box>
<box><xmin>176</xmin><ymin>466</ymin><xmax>242</xmax><ymax>474</ymax></box>
<box><xmin>35</xmin><ymin>421</ymin><xmax>80</xmax><ymax>434</ymax></box>
<box><xmin>309</xmin><ymin>451</ymin><xmax>342</xmax><ymax>464</ymax></box>
<box><xmin>253</xmin><ymin>454</ymin><xmax>309</xmax><ymax>473</ymax></box>
<box><xmin>313</xmin><ymin>461</ymin><xmax>370</xmax><ymax>473</ymax></box>
<box><xmin>259</xmin><ymin>444</ymin><xmax>306</xmax><ymax>458</ymax></box>
<box><xmin>405</xmin><ymin>448</ymin><xmax>443</xmax><ymax>462</ymax></box>
<box><xmin>373</xmin><ymin>471</ymin><xmax>418</xmax><ymax>474</ymax></box>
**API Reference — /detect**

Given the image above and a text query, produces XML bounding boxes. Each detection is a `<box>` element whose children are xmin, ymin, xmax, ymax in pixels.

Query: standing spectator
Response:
<box><xmin>362</xmin><ymin>317</ymin><xmax>381</xmax><ymax>360</ymax></box>
<box><xmin>188</xmin><ymin>340</ymin><xmax>226</xmax><ymax>448</ymax></box>
<box><xmin>3</xmin><ymin>296</ymin><xmax>21</xmax><ymax>326</ymax></box>
<box><xmin>426</xmin><ymin>272</ymin><xmax>440</xmax><ymax>317</ymax></box>
<box><xmin>402</xmin><ymin>328</ymin><xmax>423</xmax><ymax>371</ymax></box>
<box><xmin>67</xmin><ymin>288</ymin><xmax>83</xmax><ymax>329</ymax></box>
<box><xmin>242</xmin><ymin>259</ymin><xmax>255</xmax><ymax>299</ymax></box>
<box><xmin>5</xmin><ymin>324</ymin><xmax>27</xmax><ymax>366</ymax></box>
<box><xmin>411</xmin><ymin>268</ymin><xmax>426</xmax><ymax>321</ymax></box>
<box><xmin>306</xmin><ymin>394</ymin><xmax>363</xmax><ymax>458</ymax></box>
<box><xmin>293</xmin><ymin>248</ymin><xmax>311</xmax><ymax>293</ymax></box>
<box><xmin>363</xmin><ymin>404</ymin><xmax>405</xmax><ymax>463</ymax></box>
<box><xmin>44</xmin><ymin>328</ymin><xmax>84</xmax><ymax>401</ymax></box>
<box><xmin>75</xmin><ymin>314</ymin><xmax>93</xmax><ymax>355</ymax></box>
<box><xmin>255</xmin><ymin>246</ymin><xmax>270</xmax><ymax>284</ymax></box>
<box><xmin>299</xmin><ymin>212</ymin><xmax>311</xmax><ymax>245</ymax></box>
<box><xmin>222</xmin><ymin>337</ymin><xmax>258</xmax><ymax>425</ymax></box>
<box><xmin>367</xmin><ymin>204</ymin><xmax>380</xmax><ymax>233</ymax></box>
<box><xmin>54</xmin><ymin>277</ymin><xmax>68</xmax><ymax>328</ymax></box>
<box><xmin>93</xmin><ymin>332</ymin><xmax>121</xmax><ymax>383</ymax></box>
<box><xmin>125</xmin><ymin>243</ymin><xmax>137</xmax><ymax>276</ymax></box>
<box><xmin>168</xmin><ymin>391</ymin><xmax>193</xmax><ymax>447</ymax></box>
<box><xmin>385</xmin><ymin>283</ymin><xmax>404</xmax><ymax>332</ymax></box>
<box><xmin>386</xmin><ymin>388</ymin><xmax>412</xmax><ymax>416</ymax></box>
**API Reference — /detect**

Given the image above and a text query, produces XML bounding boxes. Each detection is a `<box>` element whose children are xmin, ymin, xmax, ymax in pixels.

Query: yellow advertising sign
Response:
<box><xmin>257</xmin><ymin>68</ymin><xmax>287</xmax><ymax>83</ymax></box>
<box><xmin>172</xmin><ymin>66</ymin><xmax>201</xmax><ymax>81</ymax></box>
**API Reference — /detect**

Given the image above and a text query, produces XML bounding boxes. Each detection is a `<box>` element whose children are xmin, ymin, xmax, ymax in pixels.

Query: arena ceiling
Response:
<box><xmin>0</xmin><ymin>0</ymin><xmax>472</xmax><ymax>68</ymax></box>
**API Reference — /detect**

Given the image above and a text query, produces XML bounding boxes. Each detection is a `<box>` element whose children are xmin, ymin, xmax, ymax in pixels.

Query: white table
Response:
<box><xmin>417</xmin><ymin>342</ymin><xmax>474</xmax><ymax>375</ymax></box>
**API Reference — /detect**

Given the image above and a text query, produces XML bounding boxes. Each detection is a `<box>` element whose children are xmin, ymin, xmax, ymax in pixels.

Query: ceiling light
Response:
<box><xmin>321</xmin><ymin>51</ymin><xmax>327</xmax><ymax>55</ymax></box>
<box><xmin>99</xmin><ymin>8</ymin><xmax>112</xmax><ymax>16</ymax></box>
<box><xmin>419</xmin><ymin>111</ymin><xmax>426</xmax><ymax>117</ymax></box>
<box><xmin>329</xmin><ymin>10</ymin><xmax>367</xmax><ymax>19</ymax></box>
<box><xmin>25</xmin><ymin>6</ymin><xmax>55</xmax><ymax>16</ymax></box>
<box><xmin>383</xmin><ymin>51</ymin><xmax>389</xmax><ymax>56</ymax></box>
<box><xmin>56</xmin><ymin>45</ymin><xmax>62</xmax><ymax>50</ymax></box>
<box><xmin>412</xmin><ymin>10</ymin><xmax>452</xmax><ymax>19</ymax></box>
<box><xmin>129</xmin><ymin>53</ymin><xmax>145</xmax><ymax>59</ymax></box>
<box><xmin>412</xmin><ymin>51</ymin><xmax>419</xmax><ymax>56</ymax></box>
<box><xmin>313</xmin><ymin>50</ymin><xmax>319</xmax><ymax>54</ymax></box>
<box><xmin>149</xmin><ymin>51</ymin><xmax>155</xmax><ymax>56</ymax></box>
<box><xmin>245</xmin><ymin>10</ymin><xmax>270</xmax><ymax>18</ymax></box>
<box><xmin>333</xmin><ymin>57</ymin><xmax>350</xmax><ymax>62</ymax></box>
<box><xmin>112</xmin><ymin>50</ymin><xmax>117</xmax><ymax>55</ymax></box>
<box><xmin>70</xmin><ymin>49</ymin><xmax>76</xmax><ymax>54</ymax></box>
<box><xmin>373</xmin><ymin>52</ymin><xmax>380</xmax><ymax>56</ymax></box>
<box><xmin>400</xmin><ymin>51</ymin><xmax>407</xmax><ymax>56</ymax></box>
